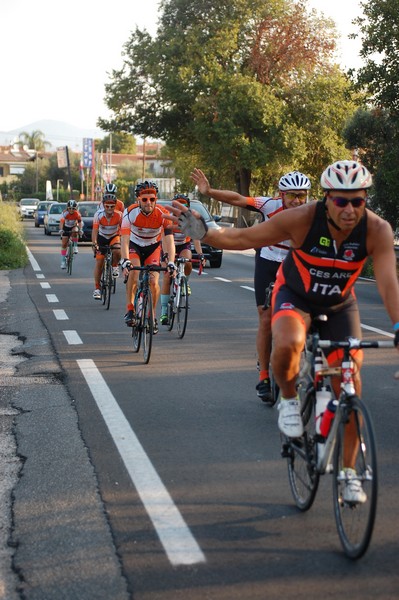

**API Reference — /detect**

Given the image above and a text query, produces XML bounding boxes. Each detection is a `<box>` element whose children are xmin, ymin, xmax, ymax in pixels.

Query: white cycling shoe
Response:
<box><xmin>278</xmin><ymin>398</ymin><xmax>304</xmax><ymax>438</ymax></box>
<box><xmin>342</xmin><ymin>469</ymin><xmax>367</xmax><ymax>504</ymax></box>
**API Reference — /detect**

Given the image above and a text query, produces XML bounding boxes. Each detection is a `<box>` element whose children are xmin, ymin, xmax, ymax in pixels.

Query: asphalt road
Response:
<box><xmin>1</xmin><ymin>220</ymin><xmax>398</xmax><ymax>599</ymax></box>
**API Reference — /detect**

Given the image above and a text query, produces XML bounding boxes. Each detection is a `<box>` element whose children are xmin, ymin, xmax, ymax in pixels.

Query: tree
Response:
<box><xmin>19</xmin><ymin>130</ymin><xmax>51</xmax><ymax>151</ymax></box>
<box><xmin>95</xmin><ymin>132</ymin><xmax>137</xmax><ymax>154</ymax></box>
<box><xmin>99</xmin><ymin>0</ymin><xmax>356</xmax><ymax>197</ymax></box>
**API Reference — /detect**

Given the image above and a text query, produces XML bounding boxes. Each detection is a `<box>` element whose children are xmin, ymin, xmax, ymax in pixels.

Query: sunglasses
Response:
<box><xmin>284</xmin><ymin>192</ymin><xmax>307</xmax><ymax>200</ymax></box>
<box><xmin>140</xmin><ymin>197</ymin><xmax>156</xmax><ymax>203</ymax></box>
<box><xmin>330</xmin><ymin>196</ymin><xmax>366</xmax><ymax>208</ymax></box>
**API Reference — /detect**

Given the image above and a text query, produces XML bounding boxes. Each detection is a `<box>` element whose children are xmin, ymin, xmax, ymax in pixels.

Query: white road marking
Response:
<box><xmin>26</xmin><ymin>247</ymin><xmax>41</xmax><ymax>271</ymax></box>
<box><xmin>45</xmin><ymin>294</ymin><xmax>59</xmax><ymax>303</ymax></box>
<box><xmin>361</xmin><ymin>323</ymin><xmax>394</xmax><ymax>338</ymax></box>
<box><xmin>40</xmin><ymin>282</ymin><xmax>51</xmax><ymax>289</ymax></box>
<box><xmin>63</xmin><ymin>330</ymin><xmax>83</xmax><ymax>345</ymax></box>
<box><xmin>240</xmin><ymin>286</ymin><xmax>255</xmax><ymax>292</ymax></box>
<box><xmin>77</xmin><ymin>359</ymin><xmax>206</xmax><ymax>567</ymax></box>
<box><xmin>214</xmin><ymin>277</ymin><xmax>231</xmax><ymax>283</ymax></box>
<box><xmin>53</xmin><ymin>310</ymin><xmax>69</xmax><ymax>320</ymax></box>
<box><xmin>36</xmin><ymin>274</ymin><xmax>45</xmax><ymax>279</ymax></box>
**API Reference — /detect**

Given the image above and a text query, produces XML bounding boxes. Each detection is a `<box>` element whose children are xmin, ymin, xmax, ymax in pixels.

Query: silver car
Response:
<box><xmin>18</xmin><ymin>198</ymin><xmax>39</xmax><ymax>219</ymax></box>
<box><xmin>43</xmin><ymin>203</ymin><xmax>67</xmax><ymax>235</ymax></box>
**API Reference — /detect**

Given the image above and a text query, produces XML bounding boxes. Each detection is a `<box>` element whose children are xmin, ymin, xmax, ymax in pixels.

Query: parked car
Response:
<box><xmin>77</xmin><ymin>201</ymin><xmax>100</xmax><ymax>242</ymax></box>
<box><xmin>18</xmin><ymin>198</ymin><xmax>40</xmax><ymax>219</ymax></box>
<box><xmin>34</xmin><ymin>201</ymin><xmax>53</xmax><ymax>227</ymax></box>
<box><xmin>157</xmin><ymin>199</ymin><xmax>223</xmax><ymax>268</ymax></box>
<box><xmin>43</xmin><ymin>202</ymin><xmax>67</xmax><ymax>235</ymax></box>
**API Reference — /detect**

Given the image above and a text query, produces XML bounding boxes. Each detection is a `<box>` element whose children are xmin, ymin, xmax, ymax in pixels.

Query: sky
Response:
<box><xmin>1</xmin><ymin>0</ymin><xmax>366</xmax><ymax>135</ymax></box>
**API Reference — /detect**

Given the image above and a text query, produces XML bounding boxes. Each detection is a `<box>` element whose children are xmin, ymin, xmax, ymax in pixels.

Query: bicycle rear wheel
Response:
<box><xmin>176</xmin><ymin>276</ymin><xmax>188</xmax><ymax>339</ymax></box>
<box><xmin>285</xmin><ymin>389</ymin><xmax>320</xmax><ymax>511</ymax></box>
<box><xmin>101</xmin><ymin>262</ymin><xmax>108</xmax><ymax>306</ymax></box>
<box><xmin>333</xmin><ymin>396</ymin><xmax>378</xmax><ymax>559</ymax></box>
<box><xmin>142</xmin><ymin>290</ymin><xmax>153</xmax><ymax>364</ymax></box>
<box><xmin>105</xmin><ymin>259</ymin><xmax>113</xmax><ymax>310</ymax></box>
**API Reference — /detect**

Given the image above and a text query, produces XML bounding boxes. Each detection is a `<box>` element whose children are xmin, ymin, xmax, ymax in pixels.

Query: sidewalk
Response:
<box><xmin>0</xmin><ymin>269</ymin><xmax>129</xmax><ymax>599</ymax></box>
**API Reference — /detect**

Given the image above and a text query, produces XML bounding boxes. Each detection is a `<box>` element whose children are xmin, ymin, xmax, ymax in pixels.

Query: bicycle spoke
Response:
<box><xmin>176</xmin><ymin>276</ymin><xmax>189</xmax><ymax>338</ymax></box>
<box><xmin>333</xmin><ymin>397</ymin><xmax>378</xmax><ymax>559</ymax></box>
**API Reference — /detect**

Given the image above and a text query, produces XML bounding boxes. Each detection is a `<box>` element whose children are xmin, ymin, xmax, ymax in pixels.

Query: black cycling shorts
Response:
<box><xmin>254</xmin><ymin>256</ymin><xmax>281</xmax><ymax>307</ymax></box>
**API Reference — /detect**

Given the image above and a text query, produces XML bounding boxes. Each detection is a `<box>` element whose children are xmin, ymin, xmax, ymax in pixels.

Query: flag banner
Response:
<box><xmin>57</xmin><ymin>146</ymin><xmax>68</xmax><ymax>168</ymax></box>
<box><xmin>83</xmin><ymin>138</ymin><xmax>93</xmax><ymax>168</ymax></box>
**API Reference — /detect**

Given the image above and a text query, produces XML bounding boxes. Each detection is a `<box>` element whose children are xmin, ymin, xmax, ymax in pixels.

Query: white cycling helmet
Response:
<box><xmin>278</xmin><ymin>171</ymin><xmax>311</xmax><ymax>191</ymax></box>
<box><xmin>320</xmin><ymin>160</ymin><xmax>373</xmax><ymax>190</ymax></box>
<box><xmin>67</xmin><ymin>199</ymin><xmax>77</xmax><ymax>209</ymax></box>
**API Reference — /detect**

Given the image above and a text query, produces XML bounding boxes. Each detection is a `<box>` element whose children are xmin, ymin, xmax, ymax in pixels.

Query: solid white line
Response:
<box><xmin>40</xmin><ymin>282</ymin><xmax>51</xmax><ymax>289</ymax></box>
<box><xmin>77</xmin><ymin>359</ymin><xmax>205</xmax><ymax>566</ymax></box>
<box><xmin>53</xmin><ymin>309</ymin><xmax>69</xmax><ymax>320</ymax></box>
<box><xmin>240</xmin><ymin>285</ymin><xmax>255</xmax><ymax>292</ymax></box>
<box><xmin>361</xmin><ymin>323</ymin><xmax>394</xmax><ymax>338</ymax></box>
<box><xmin>26</xmin><ymin>247</ymin><xmax>41</xmax><ymax>271</ymax></box>
<box><xmin>63</xmin><ymin>330</ymin><xmax>83</xmax><ymax>345</ymax></box>
<box><xmin>45</xmin><ymin>294</ymin><xmax>59</xmax><ymax>303</ymax></box>
<box><xmin>214</xmin><ymin>277</ymin><xmax>231</xmax><ymax>282</ymax></box>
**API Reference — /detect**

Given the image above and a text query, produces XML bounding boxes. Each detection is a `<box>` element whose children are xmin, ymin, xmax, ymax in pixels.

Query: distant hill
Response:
<box><xmin>0</xmin><ymin>119</ymin><xmax>105</xmax><ymax>151</ymax></box>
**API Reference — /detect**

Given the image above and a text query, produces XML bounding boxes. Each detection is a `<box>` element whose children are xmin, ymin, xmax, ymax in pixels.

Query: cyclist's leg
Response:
<box><xmin>254</xmin><ymin>257</ymin><xmax>282</xmax><ymax>400</ymax></box>
<box><xmin>110</xmin><ymin>235</ymin><xmax>121</xmax><ymax>272</ymax></box>
<box><xmin>71</xmin><ymin>225</ymin><xmax>79</xmax><ymax>252</ymax></box>
<box><xmin>93</xmin><ymin>245</ymin><xmax>105</xmax><ymax>298</ymax></box>
<box><xmin>60</xmin><ymin>230</ymin><xmax>69</xmax><ymax>267</ymax></box>
<box><xmin>160</xmin><ymin>246</ymin><xmax>171</xmax><ymax>322</ymax></box>
<box><xmin>124</xmin><ymin>244</ymin><xmax>141</xmax><ymax>324</ymax></box>
<box><xmin>321</xmin><ymin>299</ymin><xmax>364</xmax><ymax>470</ymax></box>
<box><xmin>143</xmin><ymin>245</ymin><xmax>162</xmax><ymax>317</ymax></box>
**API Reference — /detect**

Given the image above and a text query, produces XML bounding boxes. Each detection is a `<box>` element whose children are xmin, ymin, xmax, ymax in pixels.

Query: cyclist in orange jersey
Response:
<box><xmin>91</xmin><ymin>197</ymin><xmax>123</xmax><ymax>299</ymax></box>
<box><xmin>59</xmin><ymin>199</ymin><xmax>83</xmax><ymax>269</ymax></box>
<box><xmin>98</xmin><ymin>182</ymin><xmax>125</xmax><ymax>214</ymax></box>
<box><xmin>159</xmin><ymin>194</ymin><xmax>206</xmax><ymax>325</ymax></box>
<box><xmin>120</xmin><ymin>180</ymin><xmax>176</xmax><ymax>333</ymax></box>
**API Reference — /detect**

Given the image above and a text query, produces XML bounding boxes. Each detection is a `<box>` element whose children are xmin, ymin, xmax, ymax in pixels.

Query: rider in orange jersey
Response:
<box><xmin>59</xmin><ymin>199</ymin><xmax>83</xmax><ymax>269</ymax></box>
<box><xmin>91</xmin><ymin>195</ymin><xmax>123</xmax><ymax>299</ymax></box>
<box><xmin>159</xmin><ymin>194</ymin><xmax>206</xmax><ymax>325</ymax></box>
<box><xmin>98</xmin><ymin>182</ymin><xmax>125</xmax><ymax>214</ymax></box>
<box><xmin>120</xmin><ymin>180</ymin><xmax>176</xmax><ymax>333</ymax></box>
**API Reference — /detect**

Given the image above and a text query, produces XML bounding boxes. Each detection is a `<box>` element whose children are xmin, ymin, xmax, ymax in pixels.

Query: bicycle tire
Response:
<box><xmin>332</xmin><ymin>396</ymin><xmax>378</xmax><ymax>559</ymax></box>
<box><xmin>176</xmin><ymin>276</ymin><xmax>189</xmax><ymax>339</ymax></box>
<box><xmin>101</xmin><ymin>261</ymin><xmax>108</xmax><ymax>306</ymax></box>
<box><xmin>142</xmin><ymin>289</ymin><xmax>153</xmax><ymax>364</ymax></box>
<box><xmin>167</xmin><ymin>296</ymin><xmax>175</xmax><ymax>331</ymax></box>
<box><xmin>285</xmin><ymin>389</ymin><xmax>320</xmax><ymax>511</ymax></box>
<box><xmin>105</xmin><ymin>257</ymin><xmax>113</xmax><ymax>310</ymax></box>
<box><xmin>132</xmin><ymin>291</ymin><xmax>143</xmax><ymax>353</ymax></box>
<box><xmin>66</xmin><ymin>242</ymin><xmax>73</xmax><ymax>275</ymax></box>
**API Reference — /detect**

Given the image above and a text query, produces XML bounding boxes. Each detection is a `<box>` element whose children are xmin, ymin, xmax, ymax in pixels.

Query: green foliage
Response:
<box><xmin>0</xmin><ymin>203</ymin><xmax>28</xmax><ymax>270</ymax></box>
<box><xmin>18</xmin><ymin>130</ymin><xmax>51</xmax><ymax>151</ymax></box>
<box><xmin>95</xmin><ymin>132</ymin><xmax>137</xmax><ymax>154</ymax></box>
<box><xmin>99</xmin><ymin>0</ymin><xmax>358</xmax><ymax>194</ymax></box>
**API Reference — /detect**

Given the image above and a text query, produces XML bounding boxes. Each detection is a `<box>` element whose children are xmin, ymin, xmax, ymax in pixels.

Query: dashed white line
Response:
<box><xmin>40</xmin><ymin>282</ymin><xmax>51</xmax><ymax>289</ymax></box>
<box><xmin>53</xmin><ymin>309</ymin><xmax>69</xmax><ymax>320</ymax></box>
<box><xmin>77</xmin><ymin>358</ymin><xmax>206</xmax><ymax>567</ymax></box>
<box><xmin>36</xmin><ymin>274</ymin><xmax>45</xmax><ymax>279</ymax></box>
<box><xmin>45</xmin><ymin>294</ymin><xmax>59</xmax><ymax>303</ymax></box>
<box><xmin>240</xmin><ymin>285</ymin><xmax>255</xmax><ymax>292</ymax></box>
<box><xmin>63</xmin><ymin>330</ymin><xmax>83</xmax><ymax>345</ymax></box>
<box><xmin>214</xmin><ymin>277</ymin><xmax>231</xmax><ymax>283</ymax></box>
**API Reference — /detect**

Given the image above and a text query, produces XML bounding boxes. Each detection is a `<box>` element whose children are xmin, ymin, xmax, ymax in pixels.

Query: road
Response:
<box><xmin>6</xmin><ymin>221</ymin><xmax>399</xmax><ymax>599</ymax></box>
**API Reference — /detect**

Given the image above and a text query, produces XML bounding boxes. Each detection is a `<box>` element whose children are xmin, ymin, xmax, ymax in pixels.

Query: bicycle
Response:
<box><xmin>281</xmin><ymin>315</ymin><xmax>393</xmax><ymax>559</ymax></box>
<box><xmin>166</xmin><ymin>257</ymin><xmax>204</xmax><ymax>338</ymax></box>
<box><xmin>263</xmin><ymin>281</ymin><xmax>280</xmax><ymax>405</ymax></box>
<box><xmin>128</xmin><ymin>264</ymin><xmax>167</xmax><ymax>364</ymax></box>
<box><xmin>97</xmin><ymin>246</ymin><xmax>117</xmax><ymax>310</ymax></box>
<box><xmin>65</xmin><ymin>236</ymin><xmax>76</xmax><ymax>276</ymax></box>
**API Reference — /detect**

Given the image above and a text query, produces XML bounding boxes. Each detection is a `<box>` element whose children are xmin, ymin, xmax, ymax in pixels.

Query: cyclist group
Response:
<box><xmin>170</xmin><ymin>159</ymin><xmax>399</xmax><ymax>505</ymax></box>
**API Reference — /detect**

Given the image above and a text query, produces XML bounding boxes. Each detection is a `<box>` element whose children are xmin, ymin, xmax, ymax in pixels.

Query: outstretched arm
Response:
<box><xmin>191</xmin><ymin>168</ymin><xmax>249</xmax><ymax>207</ymax></box>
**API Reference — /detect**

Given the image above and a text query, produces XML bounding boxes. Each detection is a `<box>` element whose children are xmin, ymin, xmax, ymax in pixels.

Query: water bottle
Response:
<box><xmin>315</xmin><ymin>386</ymin><xmax>331</xmax><ymax>434</ymax></box>
<box><xmin>319</xmin><ymin>398</ymin><xmax>338</xmax><ymax>438</ymax></box>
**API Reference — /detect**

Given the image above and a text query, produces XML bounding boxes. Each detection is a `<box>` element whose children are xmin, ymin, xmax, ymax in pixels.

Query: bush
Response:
<box><xmin>0</xmin><ymin>203</ymin><xmax>28</xmax><ymax>269</ymax></box>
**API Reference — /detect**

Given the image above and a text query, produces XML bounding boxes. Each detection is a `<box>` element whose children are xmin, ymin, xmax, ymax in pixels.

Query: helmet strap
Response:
<box><xmin>323</xmin><ymin>197</ymin><xmax>341</xmax><ymax>231</ymax></box>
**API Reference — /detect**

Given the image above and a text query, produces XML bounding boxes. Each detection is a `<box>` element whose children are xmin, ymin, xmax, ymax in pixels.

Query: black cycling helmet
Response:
<box><xmin>172</xmin><ymin>193</ymin><xmax>190</xmax><ymax>206</ymax></box>
<box><xmin>67</xmin><ymin>199</ymin><xmax>78</xmax><ymax>209</ymax></box>
<box><xmin>135</xmin><ymin>180</ymin><xmax>159</xmax><ymax>198</ymax></box>
<box><xmin>103</xmin><ymin>182</ymin><xmax>117</xmax><ymax>200</ymax></box>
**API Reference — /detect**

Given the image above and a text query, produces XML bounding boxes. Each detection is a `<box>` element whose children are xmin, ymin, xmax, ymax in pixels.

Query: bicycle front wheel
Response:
<box><xmin>142</xmin><ymin>290</ymin><xmax>153</xmax><ymax>364</ymax></box>
<box><xmin>167</xmin><ymin>296</ymin><xmax>175</xmax><ymax>331</ymax></box>
<box><xmin>132</xmin><ymin>292</ymin><xmax>142</xmax><ymax>353</ymax></box>
<box><xmin>66</xmin><ymin>244</ymin><xmax>73</xmax><ymax>275</ymax></box>
<box><xmin>101</xmin><ymin>263</ymin><xmax>108</xmax><ymax>306</ymax></box>
<box><xmin>333</xmin><ymin>396</ymin><xmax>378</xmax><ymax>559</ymax></box>
<box><xmin>105</xmin><ymin>259</ymin><xmax>113</xmax><ymax>310</ymax></box>
<box><xmin>285</xmin><ymin>389</ymin><xmax>320</xmax><ymax>511</ymax></box>
<box><xmin>176</xmin><ymin>276</ymin><xmax>189</xmax><ymax>339</ymax></box>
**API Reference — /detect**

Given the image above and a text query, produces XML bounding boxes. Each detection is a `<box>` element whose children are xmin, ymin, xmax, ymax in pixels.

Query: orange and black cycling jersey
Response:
<box><xmin>60</xmin><ymin>209</ymin><xmax>82</xmax><ymax>229</ymax></box>
<box><xmin>121</xmin><ymin>204</ymin><xmax>173</xmax><ymax>246</ymax></box>
<box><xmin>278</xmin><ymin>200</ymin><xmax>368</xmax><ymax>307</ymax></box>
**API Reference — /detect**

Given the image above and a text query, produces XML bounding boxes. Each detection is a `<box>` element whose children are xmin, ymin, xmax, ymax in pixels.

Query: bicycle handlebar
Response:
<box><xmin>318</xmin><ymin>338</ymin><xmax>394</xmax><ymax>350</ymax></box>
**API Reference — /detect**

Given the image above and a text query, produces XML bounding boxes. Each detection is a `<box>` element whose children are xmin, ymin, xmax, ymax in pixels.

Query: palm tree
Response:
<box><xmin>19</xmin><ymin>130</ymin><xmax>51</xmax><ymax>151</ymax></box>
